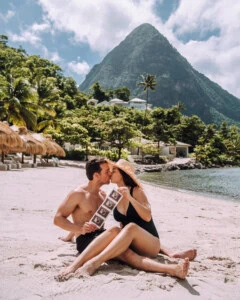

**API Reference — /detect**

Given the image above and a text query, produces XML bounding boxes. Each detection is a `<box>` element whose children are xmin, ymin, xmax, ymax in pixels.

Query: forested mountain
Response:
<box><xmin>80</xmin><ymin>24</ymin><xmax>240</xmax><ymax>125</ymax></box>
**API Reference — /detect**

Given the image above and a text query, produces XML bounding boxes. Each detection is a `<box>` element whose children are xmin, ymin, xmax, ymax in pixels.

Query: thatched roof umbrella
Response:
<box><xmin>0</xmin><ymin>122</ymin><xmax>24</xmax><ymax>163</ymax></box>
<box><xmin>32</xmin><ymin>133</ymin><xmax>66</xmax><ymax>159</ymax></box>
<box><xmin>46</xmin><ymin>135</ymin><xmax>66</xmax><ymax>157</ymax></box>
<box><xmin>10</xmin><ymin>126</ymin><xmax>47</xmax><ymax>163</ymax></box>
<box><xmin>31</xmin><ymin>133</ymin><xmax>58</xmax><ymax>156</ymax></box>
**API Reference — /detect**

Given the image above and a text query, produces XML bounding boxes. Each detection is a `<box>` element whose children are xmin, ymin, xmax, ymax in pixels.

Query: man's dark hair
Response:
<box><xmin>118</xmin><ymin>168</ymin><xmax>137</xmax><ymax>188</ymax></box>
<box><xmin>86</xmin><ymin>158</ymin><xmax>108</xmax><ymax>180</ymax></box>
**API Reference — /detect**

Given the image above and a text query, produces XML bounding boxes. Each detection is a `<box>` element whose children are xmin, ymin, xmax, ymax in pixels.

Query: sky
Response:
<box><xmin>1</xmin><ymin>0</ymin><xmax>240</xmax><ymax>99</ymax></box>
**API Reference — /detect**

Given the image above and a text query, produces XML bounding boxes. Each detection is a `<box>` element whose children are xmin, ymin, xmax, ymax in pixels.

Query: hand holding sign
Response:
<box><xmin>90</xmin><ymin>189</ymin><xmax>123</xmax><ymax>228</ymax></box>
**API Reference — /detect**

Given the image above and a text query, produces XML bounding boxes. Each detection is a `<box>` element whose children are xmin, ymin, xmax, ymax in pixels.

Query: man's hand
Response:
<box><xmin>99</xmin><ymin>190</ymin><xmax>106</xmax><ymax>200</ymax></box>
<box><xmin>80</xmin><ymin>222</ymin><xmax>97</xmax><ymax>235</ymax></box>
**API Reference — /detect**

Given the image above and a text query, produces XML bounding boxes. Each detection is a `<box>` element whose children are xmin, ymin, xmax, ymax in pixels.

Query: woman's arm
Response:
<box><xmin>117</xmin><ymin>187</ymin><xmax>152</xmax><ymax>222</ymax></box>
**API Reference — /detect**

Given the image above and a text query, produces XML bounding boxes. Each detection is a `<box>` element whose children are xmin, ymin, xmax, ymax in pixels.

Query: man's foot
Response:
<box><xmin>170</xmin><ymin>249</ymin><xmax>197</xmax><ymax>261</ymax></box>
<box><xmin>58</xmin><ymin>236</ymin><xmax>73</xmax><ymax>242</ymax></box>
<box><xmin>171</xmin><ymin>258</ymin><xmax>189</xmax><ymax>279</ymax></box>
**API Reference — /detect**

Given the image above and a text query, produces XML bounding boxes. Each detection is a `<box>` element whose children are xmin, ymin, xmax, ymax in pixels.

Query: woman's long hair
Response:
<box><xmin>118</xmin><ymin>168</ymin><xmax>138</xmax><ymax>188</ymax></box>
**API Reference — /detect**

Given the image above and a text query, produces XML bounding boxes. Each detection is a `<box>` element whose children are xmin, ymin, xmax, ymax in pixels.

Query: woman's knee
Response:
<box><xmin>108</xmin><ymin>226</ymin><xmax>121</xmax><ymax>236</ymax></box>
<box><xmin>123</xmin><ymin>223</ymin><xmax>138</xmax><ymax>235</ymax></box>
<box><xmin>124</xmin><ymin>223</ymin><xmax>139</xmax><ymax>231</ymax></box>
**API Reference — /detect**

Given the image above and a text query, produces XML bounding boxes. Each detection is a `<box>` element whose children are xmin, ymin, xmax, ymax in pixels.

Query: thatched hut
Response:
<box><xmin>45</xmin><ymin>135</ymin><xmax>66</xmax><ymax>157</ymax></box>
<box><xmin>10</xmin><ymin>126</ymin><xmax>47</xmax><ymax>163</ymax></box>
<box><xmin>32</xmin><ymin>133</ymin><xmax>65</xmax><ymax>158</ymax></box>
<box><xmin>0</xmin><ymin>122</ymin><xmax>24</xmax><ymax>163</ymax></box>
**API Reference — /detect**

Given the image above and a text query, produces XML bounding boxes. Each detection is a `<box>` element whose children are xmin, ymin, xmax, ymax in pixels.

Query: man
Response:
<box><xmin>54</xmin><ymin>158</ymin><xmax>194</xmax><ymax>280</ymax></box>
<box><xmin>54</xmin><ymin>158</ymin><xmax>119</xmax><ymax>258</ymax></box>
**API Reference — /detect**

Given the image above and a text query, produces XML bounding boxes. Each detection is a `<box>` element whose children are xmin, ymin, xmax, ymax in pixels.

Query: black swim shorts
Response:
<box><xmin>76</xmin><ymin>229</ymin><xmax>106</xmax><ymax>253</ymax></box>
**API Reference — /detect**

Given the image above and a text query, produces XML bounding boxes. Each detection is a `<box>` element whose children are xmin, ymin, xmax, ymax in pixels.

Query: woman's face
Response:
<box><xmin>111</xmin><ymin>167</ymin><xmax>122</xmax><ymax>184</ymax></box>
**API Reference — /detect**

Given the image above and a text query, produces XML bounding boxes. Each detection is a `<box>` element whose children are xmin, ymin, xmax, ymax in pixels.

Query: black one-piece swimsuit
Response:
<box><xmin>113</xmin><ymin>187</ymin><xmax>159</xmax><ymax>238</ymax></box>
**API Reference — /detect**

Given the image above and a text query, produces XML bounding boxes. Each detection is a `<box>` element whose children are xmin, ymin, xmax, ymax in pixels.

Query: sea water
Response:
<box><xmin>139</xmin><ymin>167</ymin><xmax>240</xmax><ymax>202</ymax></box>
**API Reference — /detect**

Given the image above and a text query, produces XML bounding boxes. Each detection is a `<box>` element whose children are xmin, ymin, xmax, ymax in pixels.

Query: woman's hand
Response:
<box><xmin>117</xmin><ymin>187</ymin><xmax>131</xmax><ymax>200</ymax></box>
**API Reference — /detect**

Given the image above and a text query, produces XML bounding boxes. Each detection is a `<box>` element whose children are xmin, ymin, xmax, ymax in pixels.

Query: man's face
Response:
<box><xmin>98</xmin><ymin>163</ymin><xmax>111</xmax><ymax>184</ymax></box>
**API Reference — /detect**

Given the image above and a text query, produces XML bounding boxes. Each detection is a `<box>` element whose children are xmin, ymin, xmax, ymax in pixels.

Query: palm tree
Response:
<box><xmin>35</xmin><ymin>77</ymin><xmax>59</xmax><ymax>132</ymax></box>
<box><xmin>1</xmin><ymin>73</ymin><xmax>39</xmax><ymax>130</ymax></box>
<box><xmin>137</xmin><ymin>73</ymin><xmax>157</xmax><ymax>121</ymax></box>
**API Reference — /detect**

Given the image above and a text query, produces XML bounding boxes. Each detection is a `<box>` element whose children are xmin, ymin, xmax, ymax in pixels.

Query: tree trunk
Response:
<box><xmin>144</xmin><ymin>89</ymin><xmax>149</xmax><ymax>123</ymax></box>
<box><xmin>1</xmin><ymin>151</ymin><xmax>4</xmax><ymax>163</ymax></box>
<box><xmin>118</xmin><ymin>147</ymin><xmax>122</xmax><ymax>160</ymax></box>
<box><xmin>21</xmin><ymin>153</ymin><xmax>24</xmax><ymax>164</ymax></box>
<box><xmin>33</xmin><ymin>154</ymin><xmax>37</xmax><ymax>164</ymax></box>
<box><xmin>85</xmin><ymin>145</ymin><xmax>89</xmax><ymax>161</ymax></box>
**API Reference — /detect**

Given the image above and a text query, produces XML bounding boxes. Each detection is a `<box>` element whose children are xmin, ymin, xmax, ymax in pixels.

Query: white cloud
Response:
<box><xmin>49</xmin><ymin>51</ymin><xmax>62</xmax><ymax>63</ymax></box>
<box><xmin>0</xmin><ymin>10</ymin><xmax>15</xmax><ymax>22</ymax></box>
<box><xmin>8</xmin><ymin>30</ymin><xmax>41</xmax><ymax>45</ymax></box>
<box><xmin>40</xmin><ymin>45</ymin><xmax>63</xmax><ymax>63</ymax></box>
<box><xmin>165</xmin><ymin>0</ymin><xmax>240</xmax><ymax>98</ymax></box>
<box><xmin>38</xmin><ymin>0</ymin><xmax>162</xmax><ymax>54</ymax></box>
<box><xmin>31</xmin><ymin>22</ymin><xmax>50</xmax><ymax>33</ymax></box>
<box><xmin>36</xmin><ymin>0</ymin><xmax>240</xmax><ymax>98</ymax></box>
<box><xmin>7</xmin><ymin>20</ymin><xmax>51</xmax><ymax>46</ymax></box>
<box><xmin>67</xmin><ymin>60</ymin><xmax>90</xmax><ymax>75</ymax></box>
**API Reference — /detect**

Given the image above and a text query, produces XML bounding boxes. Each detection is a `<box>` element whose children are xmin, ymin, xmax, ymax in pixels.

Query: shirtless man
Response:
<box><xmin>54</xmin><ymin>158</ymin><xmax>118</xmax><ymax>258</ymax></box>
<box><xmin>54</xmin><ymin>158</ymin><xmax>191</xmax><ymax>281</ymax></box>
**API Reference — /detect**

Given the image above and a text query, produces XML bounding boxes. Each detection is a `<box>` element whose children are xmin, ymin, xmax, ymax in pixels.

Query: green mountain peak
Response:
<box><xmin>80</xmin><ymin>23</ymin><xmax>240</xmax><ymax>125</ymax></box>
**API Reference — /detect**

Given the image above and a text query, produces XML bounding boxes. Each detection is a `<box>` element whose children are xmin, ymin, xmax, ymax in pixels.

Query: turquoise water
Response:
<box><xmin>139</xmin><ymin>167</ymin><xmax>240</xmax><ymax>201</ymax></box>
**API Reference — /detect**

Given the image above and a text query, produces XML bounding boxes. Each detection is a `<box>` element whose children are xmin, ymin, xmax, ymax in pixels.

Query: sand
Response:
<box><xmin>0</xmin><ymin>166</ymin><xmax>239</xmax><ymax>300</ymax></box>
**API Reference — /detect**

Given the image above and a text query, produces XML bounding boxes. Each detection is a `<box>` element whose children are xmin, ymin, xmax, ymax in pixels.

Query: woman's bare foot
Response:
<box><xmin>55</xmin><ymin>266</ymin><xmax>76</xmax><ymax>282</ymax></box>
<box><xmin>171</xmin><ymin>258</ymin><xmax>189</xmax><ymax>279</ymax></box>
<box><xmin>170</xmin><ymin>249</ymin><xmax>197</xmax><ymax>261</ymax></box>
<box><xmin>75</xmin><ymin>260</ymin><xmax>100</xmax><ymax>277</ymax></box>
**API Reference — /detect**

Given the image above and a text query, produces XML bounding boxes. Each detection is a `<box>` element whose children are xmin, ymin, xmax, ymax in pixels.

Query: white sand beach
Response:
<box><xmin>0</xmin><ymin>166</ymin><xmax>240</xmax><ymax>300</ymax></box>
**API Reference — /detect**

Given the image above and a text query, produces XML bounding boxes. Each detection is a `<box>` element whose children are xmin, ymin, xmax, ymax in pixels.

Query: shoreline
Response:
<box><xmin>1</xmin><ymin>166</ymin><xmax>239</xmax><ymax>299</ymax></box>
<box><xmin>140</xmin><ymin>178</ymin><xmax>239</xmax><ymax>204</ymax></box>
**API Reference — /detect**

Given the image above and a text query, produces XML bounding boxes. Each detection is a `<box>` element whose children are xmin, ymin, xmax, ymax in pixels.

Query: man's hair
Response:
<box><xmin>86</xmin><ymin>158</ymin><xmax>108</xmax><ymax>180</ymax></box>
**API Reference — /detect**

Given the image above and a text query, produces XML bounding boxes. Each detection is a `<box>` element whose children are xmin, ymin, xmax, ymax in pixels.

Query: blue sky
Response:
<box><xmin>1</xmin><ymin>0</ymin><xmax>240</xmax><ymax>98</ymax></box>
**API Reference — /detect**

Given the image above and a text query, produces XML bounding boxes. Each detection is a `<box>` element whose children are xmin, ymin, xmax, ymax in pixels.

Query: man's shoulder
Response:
<box><xmin>68</xmin><ymin>186</ymin><xmax>87</xmax><ymax>200</ymax></box>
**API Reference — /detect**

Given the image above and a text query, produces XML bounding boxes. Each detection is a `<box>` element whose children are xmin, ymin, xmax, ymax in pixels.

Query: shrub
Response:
<box><xmin>89</xmin><ymin>147</ymin><xmax>129</xmax><ymax>161</ymax></box>
<box><xmin>63</xmin><ymin>148</ymin><xmax>86</xmax><ymax>161</ymax></box>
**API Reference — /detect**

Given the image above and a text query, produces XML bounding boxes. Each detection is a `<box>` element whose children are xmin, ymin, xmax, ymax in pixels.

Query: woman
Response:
<box><xmin>61</xmin><ymin>159</ymin><xmax>189</xmax><ymax>279</ymax></box>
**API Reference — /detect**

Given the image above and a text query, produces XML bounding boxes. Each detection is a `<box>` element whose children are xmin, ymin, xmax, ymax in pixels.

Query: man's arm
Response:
<box><xmin>54</xmin><ymin>191</ymin><xmax>84</xmax><ymax>234</ymax></box>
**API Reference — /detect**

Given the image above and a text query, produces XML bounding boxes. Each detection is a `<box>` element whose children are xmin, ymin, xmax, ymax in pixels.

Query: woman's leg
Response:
<box><xmin>58</xmin><ymin>226</ymin><xmax>121</xmax><ymax>278</ymax></box>
<box><xmin>118</xmin><ymin>249</ymin><xmax>189</xmax><ymax>279</ymax></box>
<box><xmin>160</xmin><ymin>244</ymin><xmax>197</xmax><ymax>261</ymax></box>
<box><xmin>77</xmin><ymin>223</ymin><xmax>160</xmax><ymax>275</ymax></box>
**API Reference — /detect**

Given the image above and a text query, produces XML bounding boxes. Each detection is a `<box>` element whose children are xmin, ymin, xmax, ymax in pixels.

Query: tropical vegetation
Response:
<box><xmin>0</xmin><ymin>35</ymin><xmax>239</xmax><ymax>165</ymax></box>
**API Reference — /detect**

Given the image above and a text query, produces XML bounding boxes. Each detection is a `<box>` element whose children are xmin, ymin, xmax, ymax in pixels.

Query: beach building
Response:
<box><xmin>128</xmin><ymin>98</ymin><xmax>149</xmax><ymax>110</ymax></box>
<box><xmin>87</xmin><ymin>98</ymin><xmax>99</xmax><ymax>106</ymax></box>
<box><xmin>96</xmin><ymin>100</ymin><xmax>109</xmax><ymax>106</ymax></box>
<box><xmin>87</xmin><ymin>97</ymin><xmax>151</xmax><ymax>110</ymax></box>
<box><xmin>130</xmin><ymin>138</ymin><xmax>191</xmax><ymax>158</ymax></box>
<box><xmin>109</xmin><ymin>98</ymin><xmax>128</xmax><ymax>107</ymax></box>
<box><xmin>160</xmin><ymin>141</ymin><xmax>191</xmax><ymax>158</ymax></box>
